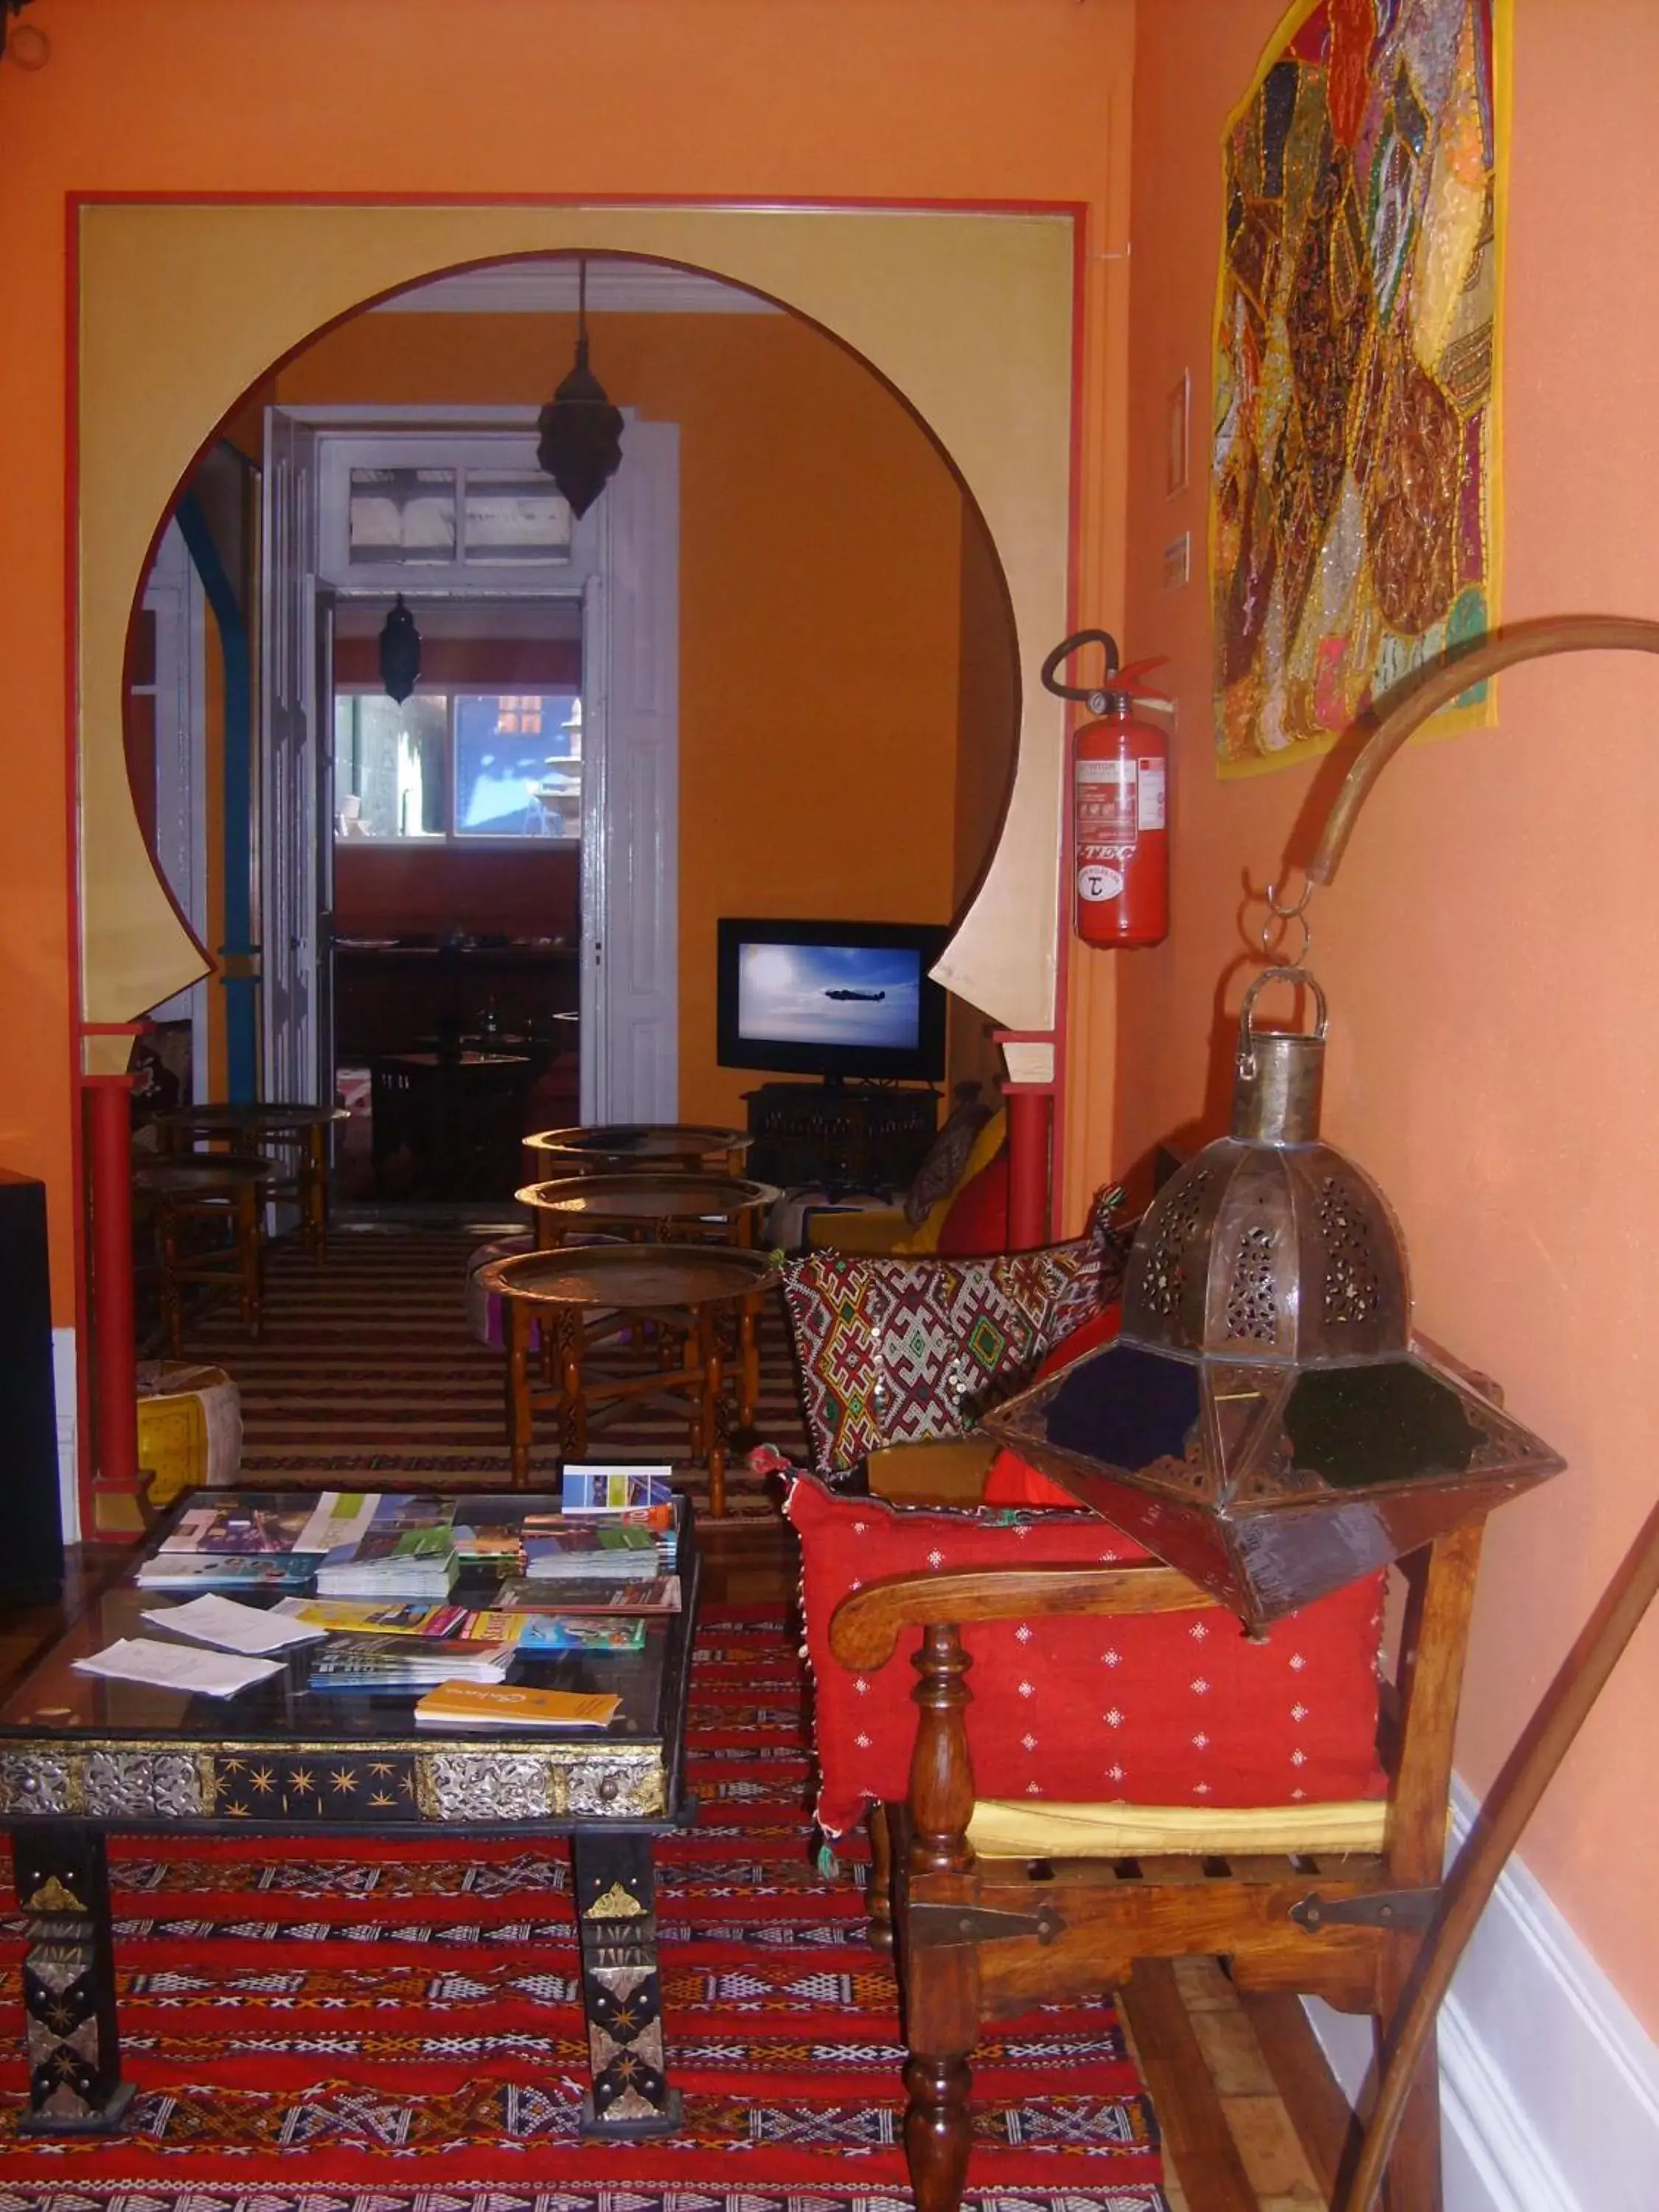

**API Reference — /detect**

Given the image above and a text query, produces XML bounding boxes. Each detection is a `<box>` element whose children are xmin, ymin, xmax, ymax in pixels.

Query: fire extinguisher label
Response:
<box><xmin>1137</xmin><ymin>757</ymin><xmax>1166</xmax><ymax>830</ymax></box>
<box><xmin>1078</xmin><ymin>863</ymin><xmax>1124</xmax><ymax>903</ymax></box>
<box><xmin>1076</xmin><ymin>758</ymin><xmax>1137</xmax><ymax>845</ymax></box>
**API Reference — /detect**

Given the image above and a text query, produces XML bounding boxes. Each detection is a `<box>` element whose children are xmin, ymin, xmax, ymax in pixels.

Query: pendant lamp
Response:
<box><xmin>536</xmin><ymin>258</ymin><xmax>625</xmax><ymax>518</ymax></box>
<box><xmin>378</xmin><ymin>595</ymin><xmax>421</xmax><ymax>705</ymax></box>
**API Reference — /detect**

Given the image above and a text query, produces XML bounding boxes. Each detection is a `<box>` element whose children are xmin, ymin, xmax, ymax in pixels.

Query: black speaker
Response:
<box><xmin>0</xmin><ymin>1171</ymin><xmax>64</xmax><ymax>1601</ymax></box>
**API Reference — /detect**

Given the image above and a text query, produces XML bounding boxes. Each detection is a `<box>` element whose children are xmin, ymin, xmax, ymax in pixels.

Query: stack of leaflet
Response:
<box><xmin>305</xmin><ymin>1632</ymin><xmax>512</xmax><ymax>1694</ymax></box>
<box><xmin>522</xmin><ymin>1521</ymin><xmax>667</xmax><ymax>1582</ymax></box>
<box><xmin>314</xmin><ymin>1494</ymin><xmax>460</xmax><ymax>1600</ymax></box>
<box><xmin>274</xmin><ymin>1596</ymin><xmax>646</xmax><ymax>1652</ymax></box>
<box><xmin>495</xmin><ymin>1574</ymin><xmax>681</xmax><ymax>1616</ymax></box>
<box><xmin>523</xmin><ymin>1467</ymin><xmax>679</xmax><ymax>1583</ymax></box>
<box><xmin>136</xmin><ymin>1495</ymin><xmax>336</xmax><ymax>1592</ymax></box>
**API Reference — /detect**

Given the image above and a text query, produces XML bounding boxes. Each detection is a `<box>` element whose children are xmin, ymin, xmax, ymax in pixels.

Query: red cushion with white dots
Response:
<box><xmin>785</xmin><ymin>1471</ymin><xmax>1387</xmax><ymax>1838</ymax></box>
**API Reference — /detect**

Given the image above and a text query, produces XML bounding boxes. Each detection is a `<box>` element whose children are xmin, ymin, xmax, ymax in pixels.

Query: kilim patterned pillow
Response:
<box><xmin>782</xmin><ymin>1184</ymin><xmax>1129</xmax><ymax>1476</ymax></box>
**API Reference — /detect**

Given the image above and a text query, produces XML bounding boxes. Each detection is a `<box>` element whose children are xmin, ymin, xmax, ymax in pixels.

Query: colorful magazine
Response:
<box><xmin>157</xmin><ymin>1503</ymin><xmax>324</xmax><ymax>1557</ymax></box>
<box><xmin>495</xmin><ymin>1575</ymin><xmax>681</xmax><ymax>1616</ymax></box>
<box><xmin>136</xmin><ymin>1552</ymin><xmax>319</xmax><ymax>1592</ymax></box>
<box><xmin>560</xmin><ymin>1464</ymin><xmax>675</xmax><ymax>1514</ymax></box>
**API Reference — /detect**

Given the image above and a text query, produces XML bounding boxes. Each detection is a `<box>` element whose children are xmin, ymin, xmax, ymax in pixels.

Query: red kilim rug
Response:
<box><xmin>0</xmin><ymin>1613</ymin><xmax>1167</xmax><ymax>2212</ymax></box>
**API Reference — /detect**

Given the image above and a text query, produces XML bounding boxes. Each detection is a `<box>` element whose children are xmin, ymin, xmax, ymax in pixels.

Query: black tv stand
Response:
<box><xmin>742</xmin><ymin>1081</ymin><xmax>939</xmax><ymax>1195</ymax></box>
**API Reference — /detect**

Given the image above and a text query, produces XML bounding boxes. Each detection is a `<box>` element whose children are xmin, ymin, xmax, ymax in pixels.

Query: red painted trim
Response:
<box><xmin>1004</xmin><ymin>1086</ymin><xmax>1054</xmax><ymax>1252</ymax></box>
<box><xmin>69</xmin><ymin>190</ymin><xmax>1088</xmax><ymax>218</ymax></box>
<box><xmin>63</xmin><ymin>196</ymin><xmax>97</xmax><ymax>1540</ymax></box>
<box><xmin>84</xmin><ymin>1076</ymin><xmax>141</xmax><ymax>1519</ymax></box>
<box><xmin>1048</xmin><ymin>206</ymin><xmax>1094</xmax><ymax>1239</ymax></box>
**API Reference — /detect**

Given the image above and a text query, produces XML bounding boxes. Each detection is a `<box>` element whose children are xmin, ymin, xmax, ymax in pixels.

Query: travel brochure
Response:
<box><xmin>111</xmin><ymin>1472</ymin><xmax>684</xmax><ymax>1725</ymax></box>
<box><xmin>274</xmin><ymin>1596</ymin><xmax>647</xmax><ymax>1652</ymax></box>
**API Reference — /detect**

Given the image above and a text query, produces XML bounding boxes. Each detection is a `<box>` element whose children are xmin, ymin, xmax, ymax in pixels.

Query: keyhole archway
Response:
<box><xmin>74</xmin><ymin>197</ymin><xmax>1082</xmax><ymax>1522</ymax></box>
<box><xmin>78</xmin><ymin>199</ymin><xmax>1077</xmax><ymax>1059</ymax></box>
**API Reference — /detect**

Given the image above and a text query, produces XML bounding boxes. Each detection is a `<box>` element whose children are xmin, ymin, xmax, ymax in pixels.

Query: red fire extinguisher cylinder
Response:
<box><xmin>1043</xmin><ymin>631</ymin><xmax>1171</xmax><ymax>952</ymax></box>
<box><xmin>1072</xmin><ymin>703</ymin><xmax>1169</xmax><ymax>949</ymax></box>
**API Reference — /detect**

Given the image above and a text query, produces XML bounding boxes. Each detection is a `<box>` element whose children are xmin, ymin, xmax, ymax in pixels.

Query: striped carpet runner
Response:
<box><xmin>192</xmin><ymin>1222</ymin><xmax>810</xmax><ymax>1514</ymax></box>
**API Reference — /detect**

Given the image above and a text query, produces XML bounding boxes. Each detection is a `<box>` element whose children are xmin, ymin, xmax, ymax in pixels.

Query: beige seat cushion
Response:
<box><xmin>967</xmin><ymin>1795</ymin><xmax>1391</xmax><ymax>1860</ymax></box>
<box><xmin>866</xmin><ymin>1436</ymin><xmax>998</xmax><ymax>1505</ymax></box>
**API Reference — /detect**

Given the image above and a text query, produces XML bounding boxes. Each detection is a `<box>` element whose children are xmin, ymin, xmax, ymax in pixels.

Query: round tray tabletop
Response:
<box><xmin>515</xmin><ymin>1171</ymin><xmax>780</xmax><ymax>1221</ymax></box>
<box><xmin>133</xmin><ymin>1153</ymin><xmax>279</xmax><ymax>1192</ymax></box>
<box><xmin>154</xmin><ymin>1103</ymin><xmax>350</xmax><ymax>1132</ymax></box>
<box><xmin>523</xmin><ymin>1122</ymin><xmax>751</xmax><ymax>1164</ymax></box>
<box><xmin>479</xmin><ymin>1241</ymin><xmax>780</xmax><ymax>1310</ymax></box>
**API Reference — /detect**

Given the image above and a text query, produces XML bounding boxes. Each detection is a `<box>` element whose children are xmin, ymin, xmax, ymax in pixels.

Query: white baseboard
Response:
<box><xmin>1304</xmin><ymin>1774</ymin><xmax>1659</xmax><ymax>2210</ymax></box>
<box><xmin>51</xmin><ymin>1327</ymin><xmax>80</xmax><ymax>1545</ymax></box>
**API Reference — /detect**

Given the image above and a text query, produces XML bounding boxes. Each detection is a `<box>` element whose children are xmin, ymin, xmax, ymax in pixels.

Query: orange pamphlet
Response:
<box><xmin>413</xmin><ymin>1680</ymin><xmax>620</xmax><ymax>1731</ymax></box>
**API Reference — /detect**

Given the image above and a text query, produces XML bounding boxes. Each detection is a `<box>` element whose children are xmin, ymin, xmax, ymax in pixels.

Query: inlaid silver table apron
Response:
<box><xmin>0</xmin><ymin>1488</ymin><xmax>700</xmax><ymax>2140</ymax></box>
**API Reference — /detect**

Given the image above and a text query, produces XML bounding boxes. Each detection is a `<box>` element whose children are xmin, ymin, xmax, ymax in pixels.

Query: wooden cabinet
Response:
<box><xmin>743</xmin><ymin>1082</ymin><xmax>939</xmax><ymax>1195</ymax></box>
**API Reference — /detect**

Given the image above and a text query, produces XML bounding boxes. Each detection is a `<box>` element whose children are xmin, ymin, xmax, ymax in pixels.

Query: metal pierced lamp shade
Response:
<box><xmin>984</xmin><ymin>968</ymin><xmax>1565</xmax><ymax>1627</ymax></box>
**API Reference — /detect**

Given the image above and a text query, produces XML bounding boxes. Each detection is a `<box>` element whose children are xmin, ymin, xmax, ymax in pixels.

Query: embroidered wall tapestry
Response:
<box><xmin>1211</xmin><ymin>0</ymin><xmax>1505</xmax><ymax>774</ymax></box>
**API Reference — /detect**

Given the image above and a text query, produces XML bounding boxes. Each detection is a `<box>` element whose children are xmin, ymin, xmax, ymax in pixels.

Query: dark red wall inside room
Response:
<box><xmin>333</xmin><ymin>844</ymin><xmax>579</xmax><ymax>941</ymax></box>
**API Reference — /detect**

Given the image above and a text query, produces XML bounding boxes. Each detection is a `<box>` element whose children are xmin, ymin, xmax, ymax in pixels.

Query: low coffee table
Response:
<box><xmin>479</xmin><ymin>1242</ymin><xmax>780</xmax><ymax>1512</ymax></box>
<box><xmin>524</xmin><ymin>1123</ymin><xmax>752</xmax><ymax>1178</ymax></box>
<box><xmin>516</xmin><ymin>1169</ymin><xmax>781</xmax><ymax>1252</ymax></box>
<box><xmin>0</xmin><ymin>1488</ymin><xmax>701</xmax><ymax>2140</ymax></box>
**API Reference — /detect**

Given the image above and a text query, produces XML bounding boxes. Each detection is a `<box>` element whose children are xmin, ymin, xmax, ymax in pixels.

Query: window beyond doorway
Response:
<box><xmin>334</xmin><ymin>690</ymin><xmax>582</xmax><ymax>841</ymax></box>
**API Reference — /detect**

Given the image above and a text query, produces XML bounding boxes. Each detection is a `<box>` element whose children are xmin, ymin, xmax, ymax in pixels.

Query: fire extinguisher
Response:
<box><xmin>1041</xmin><ymin>629</ymin><xmax>1170</xmax><ymax>950</ymax></box>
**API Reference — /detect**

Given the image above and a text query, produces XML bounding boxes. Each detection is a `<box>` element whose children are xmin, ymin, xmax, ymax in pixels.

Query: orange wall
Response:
<box><xmin>0</xmin><ymin>0</ymin><xmax>1133</xmax><ymax>1320</ymax></box>
<box><xmin>278</xmin><ymin>309</ymin><xmax>967</xmax><ymax>1121</ymax></box>
<box><xmin>1080</xmin><ymin>0</ymin><xmax>1659</xmax><ymax>2034</ymax></box>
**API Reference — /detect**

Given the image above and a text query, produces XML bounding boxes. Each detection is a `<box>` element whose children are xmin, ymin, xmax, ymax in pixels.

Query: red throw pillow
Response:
<box><xmin>982</xmin><ymin>1302</ymin><xmax>1125</xmax><ymax>1507</ymax></box>
<box><xmin>785</xmin><ymin>1471</ymin><xmax>1388</xmax><ymax>1838</ymax></box>
<box><xmin>933</xmin><ymin>1146</ymin><xmax>1010</xmax><ymax>1254</ymax></box>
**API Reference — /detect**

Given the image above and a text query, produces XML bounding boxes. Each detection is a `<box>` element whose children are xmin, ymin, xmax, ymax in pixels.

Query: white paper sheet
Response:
<box><xmin>73</xmin><ymin>1638</ymin><xmax>285</xmax><ymax>1697</ymax></box>
<box><xmin>141</xmin><ymin>1593</ymin><xmax>329</xmax><ymax>1655</ymax></box>
<box><xmin>293</xmin><ymin>1489</ymin><xmax>380</xmax><ymax>1556</ymax></box>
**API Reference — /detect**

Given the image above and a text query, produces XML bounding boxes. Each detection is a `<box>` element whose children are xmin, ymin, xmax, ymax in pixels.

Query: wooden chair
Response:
<box><xmin>133</xmin><ymin>1152</ymin><xmax>276</xmax><ymax>1356</ymax></box>
<box><xmin>827</xmin><ymin>1520</ymin><xmax>1482</xmax><ymax>2212</ymax></box>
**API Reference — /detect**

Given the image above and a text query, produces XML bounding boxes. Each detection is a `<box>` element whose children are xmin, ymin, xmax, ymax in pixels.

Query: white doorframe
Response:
<box><xmin>269</xmin><ymin>404</ymin><xmax>680</xmax><ymax>1125</ymax></box>
<box><xmin>139</xmin><ymin>521</ymin><xmax>209</xmax><ymax>1093</ymax></box>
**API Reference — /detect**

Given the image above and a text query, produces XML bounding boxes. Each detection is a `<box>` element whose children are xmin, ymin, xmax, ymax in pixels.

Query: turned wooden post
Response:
<box><xmin>903</xmin><ymin>1621</ymin><xmax>978</xmax><ymax>2212</ymax></box>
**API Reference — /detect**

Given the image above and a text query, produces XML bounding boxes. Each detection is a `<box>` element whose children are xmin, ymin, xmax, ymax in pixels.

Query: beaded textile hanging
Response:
<box><xmin>1212</xmin><ymin>0</ymin><xmax>1505</xmax><ymax>773</ymax></box>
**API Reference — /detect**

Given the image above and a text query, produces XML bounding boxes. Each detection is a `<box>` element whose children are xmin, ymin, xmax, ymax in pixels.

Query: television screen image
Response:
<box><xmin>716</xmin><ymin>917</ymin><xmax>949</xmax><ymax>1083</ymax></box>
<box><xmin>737</xmin><ymin>940</ymin><xmax>922</xmax><ymax>1054</ymax></box>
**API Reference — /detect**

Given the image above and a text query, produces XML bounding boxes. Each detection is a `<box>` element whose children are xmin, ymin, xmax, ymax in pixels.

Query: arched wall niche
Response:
<box><xmin>78</xmin><ymin>201</ymin><xmax>1077</xmax><ymax>1071</ymax></box>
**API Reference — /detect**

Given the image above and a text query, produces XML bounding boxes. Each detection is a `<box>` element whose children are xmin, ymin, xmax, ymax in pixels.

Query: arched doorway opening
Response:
<box><xmin>79</xmin><ymin>202</ymin><xmax>1077</xmax><ymax>1526</ymax></box>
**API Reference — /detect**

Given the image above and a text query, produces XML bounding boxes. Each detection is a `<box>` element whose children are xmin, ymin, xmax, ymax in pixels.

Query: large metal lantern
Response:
<box><xmin>984</xmin><ymin>967</ymin><xmax>1566</xmax><ymax>1627</ymax></box>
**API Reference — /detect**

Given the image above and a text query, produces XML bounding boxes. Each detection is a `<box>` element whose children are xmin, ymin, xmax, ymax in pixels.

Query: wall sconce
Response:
<box><xmin>378</xmin><ymin>595</ymin><xmax>421</xmax><ymax>704</ymax></box>
<box><xmin>1</xmin><ymin>0</ymin><xmax>48</xmax><ymax>68</ymax></box>
<box><xmin>536</xmin><ymin>258</ymin><xmax>625</xmax><ymax>519</ymax></box>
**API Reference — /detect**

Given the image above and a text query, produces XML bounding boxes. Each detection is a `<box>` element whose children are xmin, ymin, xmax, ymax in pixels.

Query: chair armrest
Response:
<box><xmin>830</xmin><ymin>1559</ymin><xmax>1211</xmax><ymax>1670</ymax></box>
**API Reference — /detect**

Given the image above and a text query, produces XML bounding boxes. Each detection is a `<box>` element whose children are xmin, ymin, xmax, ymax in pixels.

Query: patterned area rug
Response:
<box><xmin>0</xmin><ymin>1613</ymin><xmax>1166</xmax><ymax>2211</ymax></box>
<box><xmin>192</xmin><ymin>1225</ymin><xmax>811</xmax><ymax>1514</ymax></box>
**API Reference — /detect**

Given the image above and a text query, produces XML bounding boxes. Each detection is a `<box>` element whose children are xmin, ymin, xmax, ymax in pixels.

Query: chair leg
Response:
<box><xmin>737</xmin><ymin>1291</ymin><xmax>759</xmax><ymax>1425</ymax></box>
<box><xmin>866</xmin><ymin>1802</ymin><xmax>894</xmax><ymax>1955</ymax></box>
<box><xmin>158</xmin><ymin>1208</ymin><xmax>182</xmax><ymax>1360</ymax></box>
<box><xmin>1374</xmin><ymin>1953</ymin><xmax>1443</xmax><ymax>2212</ymax></box>
<box><xmin>506</xmin><ymin>1301</ymin><xmax>533</xmax><ymax>1488</ymax></box>
<box><xmin>558</xmin><ymin>1309</ymin><xmax>588</xmax><ymax>1460</ymax></box>
<box><xmin>305</xmin><ymin>1127</ymin><xmax>327</xmax><ymax>1260</ymax></box>
<box><xmin>903</xmin><ymin>2051</ymin><xmax>974</xmax><ymax>2212</ymax></box>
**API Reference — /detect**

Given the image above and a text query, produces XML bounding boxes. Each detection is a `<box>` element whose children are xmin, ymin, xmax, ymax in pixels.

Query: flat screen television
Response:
<box><xmin>715</xmin><ymin>917</ymin><xmax>950</xmax><ymax>1085</ymax></box>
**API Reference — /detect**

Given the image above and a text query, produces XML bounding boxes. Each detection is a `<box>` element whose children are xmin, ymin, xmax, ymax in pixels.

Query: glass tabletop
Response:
<box><xmin>0</xmin><ymin>1489</ymin><xmax>695</xmax><ymax>1753</ymax></box>
<box><xmin>524</xmin><ymin>1123</ymin><xmax>750</xmax><ymax>1162</ymax></box>
<box><xmin>515</xmin><ymin>1172</ymin><xmax>779</xmax><ymax>1220</ymax></box>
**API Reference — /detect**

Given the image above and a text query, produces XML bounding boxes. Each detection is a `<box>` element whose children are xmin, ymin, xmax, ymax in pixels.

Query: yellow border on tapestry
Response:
<box><xmin>1209</xmin><ymin>0</ymin><xmax>1510</xmax><ymax>781</ymax></box>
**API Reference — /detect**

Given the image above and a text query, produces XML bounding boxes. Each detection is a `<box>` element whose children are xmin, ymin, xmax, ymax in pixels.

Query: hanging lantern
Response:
<box><xmin>378</xmin><ymin>594</ymin><xmax>421</xmax><ymax>704</ymax></box>
<box><xmin>536</xmin><ymin>258</ymin><xmax>625</xmax><ymax>519</ymax></box>
<box><xmin>984</xmin><ymin>967</ymin><xmax>1566</xmax><ymax>1627</ymax></box>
